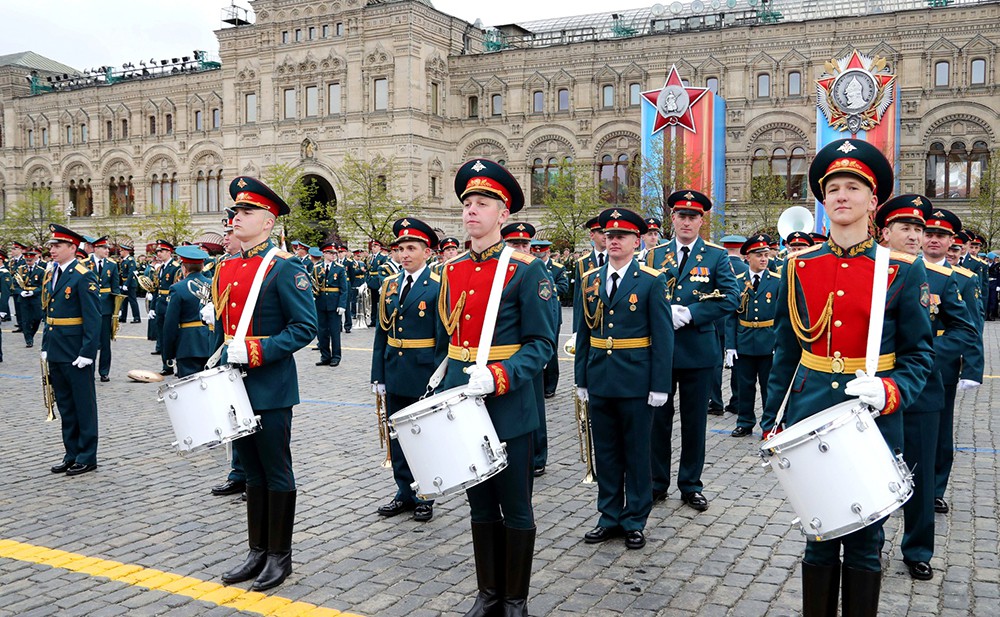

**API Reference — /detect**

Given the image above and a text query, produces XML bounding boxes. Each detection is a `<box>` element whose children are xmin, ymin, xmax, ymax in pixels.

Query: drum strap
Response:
<box><xmin>206</xmin><ymin>247</ymin><xmax>280</xmax><ymax>369</ymax></box>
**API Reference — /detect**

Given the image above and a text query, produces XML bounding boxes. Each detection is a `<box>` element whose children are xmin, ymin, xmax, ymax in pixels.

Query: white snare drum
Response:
<box><xmin>157</xmin><ymin>365</ymin><xmax>260</xmax><ymax>454</ymax></box>
<box><xmin>760</xmin><ymin>400</ymin><xmax>913</xmax><ymax>541</ymax></box>
<box><xmin>390</xmin><ymin>386</ymin><xmax>507</xmax><ymax>499</ymax></box>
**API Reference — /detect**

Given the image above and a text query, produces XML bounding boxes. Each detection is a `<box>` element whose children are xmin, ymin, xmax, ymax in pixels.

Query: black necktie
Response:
<box><xmin>51</xmin><ymin>267</ymin><xmax>62</xmax><ymax>294</ymax></box>
<box><xmin>97</xmin><ymin>260</ymin><xmax>102</xmax><ymax>278</ymax></box>
<box><xmin>609</xmin><ymin>272</ymin><xmax>619</xmax><ymax>301</ymax></box>
<box><xmin>752</xmin><ymin>273</ymin><xmax>760</xmax><ymax>291</ymax></box>
<box><xmin>400</xmin><ymin>274</ymin><xmax>413</xmax><ymax>305</ymax></box>
<box><xmin>597</xmin><ymin>253</ymin><xmax>605</xmax><ymax>268</ymax></box>
<box><xmin>679</xmin><ymin>246</ymin><xmax>690</xmax><ymax>275</ymax></box>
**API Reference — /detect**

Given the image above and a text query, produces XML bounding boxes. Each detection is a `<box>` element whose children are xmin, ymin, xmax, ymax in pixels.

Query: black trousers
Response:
<box><xmin>735</xmin><ymin>354</ymin><xmax>772</xmax><ymax>430</ymax></box>
<box><xmin>50</xmin><ymin>361</ymin><xmax>99</xmax><ymax>465</ymax></box>
<box><xmin>98</xmin><ymin>314</ymin><xmax>113</xmax><ymax>378</ymax></box>
<box><xmin>542</xmin><ymin>349</ymin><xmax>559</xmax><ymax>396</ymax></box>
<box><xmin>316</xmin><ymin>309</ymin><xmax>342</xmax><ymax>363</ymax></box>
<box><xmin>119</xmin><ymin>287</ymin><xmax>140</xmax><ymax>322</ymax></box>
<box><xmin>386</xmin><ymin>393</ymin><xmax>432</xmax><ymax>505</ymax></box>
<box><xmin>467</xmin><ymin>433</ymin><xmax>534</xmax><ymax>529</ymax></box>
<box><xmin>232</xmin><ymin>407</ymin><xmax>294</xmax><ymax>492</ymax></box>
<box><xmin>651</xmin><ymin>368</ymin><xmax>710</xmax><ymax>496</ymax></box>
<box><xmin>589</xmin><ymin>394</ymin><xmax>652</xmax><ymax>531</ymax></box>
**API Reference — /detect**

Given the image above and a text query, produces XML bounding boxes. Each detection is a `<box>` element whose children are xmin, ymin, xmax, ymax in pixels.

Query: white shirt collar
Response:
<box><xmin>606</xmin><ymin>261</ymin><xmax>631</xmax><ymax>294</ymax></box>
<box><xmin>402</xmin><ymin>264</ymin><xmax>425</xmax><ymax>283</ymax></box>
<box><xmin>676</xmin><ymin>238</ymin><xmax>696</xmax><ymax>254</ymax></box>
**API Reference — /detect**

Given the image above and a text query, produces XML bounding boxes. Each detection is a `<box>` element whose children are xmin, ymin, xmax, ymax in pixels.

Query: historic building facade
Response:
<box><xmin>0</xmin><ymin>0</ymin><xmax>997</xmax><ymax>244</ymax></box>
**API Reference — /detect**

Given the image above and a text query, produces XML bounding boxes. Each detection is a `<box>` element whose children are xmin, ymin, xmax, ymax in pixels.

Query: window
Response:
<box><xmin>926</xmin><ymin>140</ymin><xmax>990</xmax><ymax>199</ymax></box>
<box><xmin>284</xmin><ymin>88</ymin><xmax>296</xmax><ymax>119</ymax></box>
<box><xmin>245</xmin><ymin>94</ymin><xmax>257</xmax><ymax>123</ymax></box>
<box><xmin>295</xmin><ymin>29</ymin><xmax>302</xmax><ymax>42</ymax></box>
<box><xmin>149</xmin><ymin>116</ymin><xmax>156</xmax><ymax>135</ymax></box>
<box><xmin>468</xmin><ymin>95</ymin><xmax>478</xmax><ymax>118</ymax></box>
<box><xmin>491</xmin><ymin>94</ymin><xmax>502</xmax><ymax>116</ymax></box>
<box><xmin>120</xmin><ymin>120</ymin><xmax>128</xmax><ymax>138</ymax></box>
<box><xmin>430</xmin><ymin>176</ymin><xmax>439</xmax><ymax>198</ymax></box>
<box><xmin>377</xmin><ymin>175</ymin><xmax>387</xmax><ymax>193</ymax></box>
<box><xmin>558</xmin><ymin>88</ymin><xmax>569</xmax><ymax>111</ymax></box>
<box><xmin>770</xmin><ymin>147</ymin><xmax>808</xmax><ymax>199</ymax></box>
<box><xmin>935</xmin><ymin>61</ymin><xmax>949</xmax><ymax>87</ymax></box>
<box><xmin>68</xmin><ymin>179</ymin><xmax>93</xmax><ymax>217</ymax></box>
<box><xmin>27</xmin><ymin>129</ymin><xmax>34</xmax><ymax>147</ymax></box>
<box><xmin>196</xmin><ymin>169</ymin><xmax>224</xmax><ymax>212</ymax></box>
<box><xmin>108</xmin><ymin>176</ymin><xmax>135</xmax><ymax>215</ymax></box>
<box><xmin>212</xmin><ymin>108</ymin><xmax>221</xmax><ymax>129</ymax></box>
<box><xmin>308</xmin><ymin>26</ymin><xmax>315</xmax><ymax>40</ymax></box>
<box><xmin>757</xmin><ymin>73</ymin><xmax>770</xmax><ymax>98</ymax></box>
<box><xmin>81</xmin><ymin>124</ymin><xmax>88</xmax><ymax>143</ymax></box>
<box><xmin>335</xmin><ymin>22</ymin><xmax>344</xmax><ymax>36</ymax></box>
<box><xmin>282</xmin><ymin>31</ymin><xmax>289</xmax><ymax>44</ymax></box>
<box><xmin>706</xmin><ymin>77</ymin><xmax>719</xmax><ymax>95</ymax></box>
<box><xmin>165</xmin><ymin>114</ymin><xmax>173</xmax><ymax>134</ymax></box>
<box><xmin>65</xmin><ymin>125</ymin><xmax>73</xmax><ymax>144</ymax></box>
<box><xmin>599</xmin><ymin>154</ymin><xmax>635</xmax><ymax>205</ymax></box>
<box><xmin>328</xmin><ymin>84</ymin><xmax>341</xmax><ymax>114</ymax></box>
<box><xmin>971</xmin><ymin>59</ymin><xmax>986</xmax><ymax>85</ymax></box>
<box><xmin>42</xmin><ymin>127</ymin><xmax>49</xmax><ymax>145</ymax></box>
<box><xmin>194</xmin><ymin>110</ymin><xmax>203</xmax><ymax>130</ymax></box>
<box><xmin>601</xmin><ymin>85</ymin><xmax>614</xmax><ymax>108</ymax></box>
<box><xmin>430</xmin><ymin>82</ymin><xmax>440</xmax><ymax>115</ymax></box>
<box><xmin>149</xmin><ymin>173</ymin><xmax>177</xmax><ymax>210</ymax></box>
<box><xmin>531</xmin><ymin>157</ymin><xmax>568</xmax><ymax>204</ymax></box>
<box><xmin>629</xmin><ymin>83</ymin><xmax>641</xmax><ymax>106</ymax></box>
<box><xmin>788</xmin><ymin>71</ymin><xmax>801</xmax><ymax>96</ymax></box>
<box><xmin>305</xmin><ymin>86</ymin><xmax>318</xmax><ymax>117</ymax></box>
<box><xmin>322</xmin><ymin>25</ymin><xmax>330</xmax><ymax>38</ymax></box>
<box><xmin>106</xmin><ymin>120</ymin><xmax>113</xmax><ymax>140</ymax></box>
<box><xmin>374</xmin><ymin>78</ymin><xmax>388</xmax><ymax>111</ymax></box>
<box><xmin>532</xmin><ymin>91</ymin><xmax>544</xmax><ymax>113</ymax></box>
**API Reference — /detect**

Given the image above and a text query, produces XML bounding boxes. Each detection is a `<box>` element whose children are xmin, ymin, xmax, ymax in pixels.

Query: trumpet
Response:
<box><xmin>374</xmin><ymin>384</ymin><xmax>392</xmax><ymax>468</ymax></box>
<box><xmin>138</xmin><ymin>274</ymin><xmax>156</xmax><ymax>294</ymax></box>
<box><xmin>187</xmin><ymin>279</ymin><xmax>212</xmax><ymax>306</ymax></box>
<box><xmin>574</xmin><ymin>388</ymin><xmax>596</xmax><ymax>484</ymax></box>
<box><xmin>41</xmin><ymin>355</ymin><xmax>56</xmax><ymax>422</ymax></box>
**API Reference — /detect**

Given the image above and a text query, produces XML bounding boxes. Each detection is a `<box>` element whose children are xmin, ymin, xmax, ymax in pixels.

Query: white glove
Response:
<box><xmin>199</xmin><ymin>303</ymin><xmax>216</xmax><ymax>325</ymax></box>
<box><xmin>844</xmin><ymin>369</ymin><xmax>886</xmax><ymax>411</ymax></box>
<box><xmin>122</xmin><ymin>285</ymin><xmax>128</xmax><ymax>292</ymax></box>
<box><xmin>40</xmin><ymin>351</ymin><xmax>47</xmax><ymax>362</ymax></box>
<box><xmin>146</xmin><ymin>293</ymin><xmax>154</xmax><ymax>302</ymax></box>
<box><xmin>648</xmin><ymin>391</ymin><xmax>669</xmax><ymax>407</ymax></box>
<box><xmin>725</xmin><ymin>349</ymin><xmax>738</xmax><ymax>368</ymax></box>
<box><xmin>576</xmin><ymin>387</ymin><xmax>589</xmax><ymax>402</ymax></box>
<box><xmin>958</xmin><ymin>379</ymin><xmax>981</xmax><ymax>391</ymax></box>
<box><xmin>20</xmin><ymin>290</ymin><xmax>33</xmax><ymax>297</ymax></box>
<box><xmin>0</xmin><ymin>312</ymin><xmax>6</xmax><ymax>319</ymax></box>
<box><xmin>671</xmin><ymin>304</ymin><xmax>691</xmax><ymax>329</ymax></box>
<box><xmin>71</xmin><ymin>356</ymin><xmax>93</xmax><ymax>369</ymax></box>
<box><xmin>337</xmin><ymin>307</ymin><xmax>346</xmax><ymax>316</ymax></box>
<box><xmin>372</xmin><ymin>383</ymin><xmax>386</xmax><ymax>395</ymax></box>
<box><xmin>227</xmin><ymin>341</ymin><xmax>249</xmax><ymax>365</ymax></box>
<box><xmin>147</xmin><ymin>309</ymin><xmax>156</xmax><ymax>320</ymax></box>
<box><xmin>465</xmin><ymin>365</ymin><xmax>496</xmax><ymax>396</ymax></box>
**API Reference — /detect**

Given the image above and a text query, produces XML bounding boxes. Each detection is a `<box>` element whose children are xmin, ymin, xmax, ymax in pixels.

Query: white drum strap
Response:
<box><xmin>206</xmin><ymin>247</ymin><xmax>280</xmax><ymax>369</ymax></box>
<box><xmin>866</xmin><ymin>245</ymin><xmax>890</xmax><ymax>377</ymax></box>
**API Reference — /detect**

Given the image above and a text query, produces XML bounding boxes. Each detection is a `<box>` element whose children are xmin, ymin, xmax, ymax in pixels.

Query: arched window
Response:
<box><xmin>757</xmin><ymin>74</ymin><xmax>771</xmax><ymax>98</ymax></box>
<box><xmin>557</xmin><ymin>88</ymin><xmax>569</xmax><ymax>111</ymax></box>
<box><xmin>68</xmin><ymin>179</ymin><xmax>93</xmax><ymax>217</ymax></box>
<box><xmin>599</xmin><ymin>153</ymin><xmax>635</xmax><ymax>205</ymax></box>
<box><xmin>926</xmin><ymin>140</ymin><xmax>990</xmax><ymax>199</ymax></box>
<box><xmin>752</xmin><ymin>148</ymin><xmax>769</xmax><ymax>176</ymax></box>
<box><xmin>531</xmin><ymin>156</ymin><xmax>572</xmax><ymax>204</ymax></box>
<box><xmin>770</xmin><ymin>147</ymin><xmax>808</xmax><ymax>199</ymax></box>
<box><xmin>109</xmin><ymin>176</ymin><xmax>134</xmax><ymax>215</ymax></box>
<box><xmin>150</xmin><ymin>173</ymin><xmax>178</xmax><ymax>210</ymax></box>
<box><xmin>197</xmin><ymin>169</ymin><xmax>224</xmax><ymax>212</ymax></box>
<box><xmin>149</xmin><ymin>116</ymin><xmax>156</xmax><ymax>136</ymax></box>
<box><xmin>706</xmin><ymin>77</ymin><xmax>719</xmax><ymax>95</ymax></box>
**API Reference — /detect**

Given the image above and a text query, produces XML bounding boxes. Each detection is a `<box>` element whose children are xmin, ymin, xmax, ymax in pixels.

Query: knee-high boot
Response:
<box><xmin>502</xmin><ymin>526</ymin><xmax>536</xmax><ymax>617</ymax></box>
<box><xmin>222</xmin><ymin>485</ymin><xmax>268</xmax><ymax>584</ymax></box>
<box><xmin>842</xmin><ymin>565</ymin><xmax>881</xmax><ymax>617</ymax></box>
<box><xmin>463</xmin><ymin>520</ymin><xmax>505</xmax><ymax>617</ymax></box>
<box><xmin>802</xmin><ymin>561</ymin><xmax>839</xmax><ymax>617</ymax></box>
<box><xmin>252</xmin><ymin>490</ymin><xmax>296</xmax><ymax>591</ymax></box>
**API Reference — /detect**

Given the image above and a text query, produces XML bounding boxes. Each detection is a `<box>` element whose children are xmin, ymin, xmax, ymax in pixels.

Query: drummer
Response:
<box><xmin>160</xmin><ymin>245</ymin><xmax>215</xmax><ymax>379</ymax></box>
<box><xmin>439</xmin><ymin>159</ymin><xmax>555</xmax><ymax>617</ymax></box>
<box><xmin>761</xmin><ymin>139</ymin><xmax>934</xmax><ymax>615</ymax></box>
<box><xmin>371</xmin><ymin>217</ymin><xmax>447</xmax><ymax>522</ymax></box>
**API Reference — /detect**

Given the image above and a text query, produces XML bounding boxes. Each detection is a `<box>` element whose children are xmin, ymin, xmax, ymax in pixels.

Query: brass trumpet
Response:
<box><xmin>574</xmin><ymin>389</ymin><xmax>596</xmax><ymax>484</ymax></box>
<box><xmin>375</xmin><ymin>384</ymin><xmax>392</xmax><ymax>468</ymax></box>
<box><xmin>41</xmin><ymin>355</ymin><xmax>56</xmax><ymax>422</ymax></box>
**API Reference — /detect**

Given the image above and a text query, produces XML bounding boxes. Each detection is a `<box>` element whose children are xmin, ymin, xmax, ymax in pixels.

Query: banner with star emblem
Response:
<box><xmin>640</xmin><ymin>64</ymin><xmax>726</xmax><ymax>230</ymax></box>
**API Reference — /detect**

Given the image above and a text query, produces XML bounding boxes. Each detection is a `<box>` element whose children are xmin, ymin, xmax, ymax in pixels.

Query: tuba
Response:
<box><xmin>777</xmin><ymin>206</ymin><xmax>815</xmax><ymax>241</ymax></box>
<box><xmin>138</xmin><ymin>274</ymin><xmax>157</xmax><ymax>294</ymax></box>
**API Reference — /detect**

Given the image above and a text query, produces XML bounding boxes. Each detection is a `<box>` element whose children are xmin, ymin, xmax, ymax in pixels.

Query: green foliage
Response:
<box><xmin>967</xmin><ymin>155</ymin><xmax>1000</xmax><ymax>248</ymax></box>
<box><xmin>144</xmin><ymin>200</ymin><xmax>194</xmax><ymax>246</ymax></box>
<box><xmin>92</xmin><ymin>210</ymin><xmax>142</xmax><ymax>249</ymax></box>
<box><xmin>334</xmin><ymin>154</ymin><xmax>409</xmax><ymax>247</ymax></box>
<box><xmin>264</xmin><ymin>163</ymin><xmax>335</xmax><ymax>247</ymax></box>
<box><xmin>538</xmin><ymin>161</ymin><xmax>605</xmax><ymax>251</ymax></box>
<box><xmin>0</xmin><ymin>188</ymin><xmax>68</xmax><ymax>246</ymax></box>
<box><xmin>638</xmin><ymin>138</ymin><xmax>709</xmax><ymax>238</ymax></box>
<box><xmin>742</xmin><ymin>167</ymin><xmax>792</xmax><ymax>238</ymax></box>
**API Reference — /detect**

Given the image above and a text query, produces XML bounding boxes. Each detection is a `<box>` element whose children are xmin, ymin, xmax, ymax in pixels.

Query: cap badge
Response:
<box><xmin>684</xmin><ymin>192</ymin><xmax>695</xmax><ymax>200</ymax></box>
<box><xmin>400</xmin><ymin>219</ymin><xmax>411</xmax><ymax>227</ymax></box>
<box><xmin>837</xmin><ymin>141</ymin><xmax>857</xmax><ymax>154</ymax></box>
<box><xmin>911</xmin><ymin>197</ymin><xmax>923</xmax><ymax>206</ymax></box>
<box><xmin>471</xmin><ymin>160</ymin><xmax>486</xmax><ymax>173</ymax></box>
<box><xmin>237</xmin><ymin>178</ymin><xmax>248</xmax><ymax>188</ymax></box>
<box><xmin>516</xmin><ymin>224</ymin><xmax>526</xmax><ymax>230</ymax></box>
<box><xmin>610</xmin><ymin>210</ymin><xmax>622</xmax><ymax>219</ymax></box>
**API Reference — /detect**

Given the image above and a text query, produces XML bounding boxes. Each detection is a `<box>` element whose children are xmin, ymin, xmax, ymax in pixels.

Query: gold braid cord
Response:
<box><xmin>580</xmin><ymin>273</ymin><xmax>603</xmax><ymax>331</ymax></box>
<box><xmin>787</xmin><ymin>259</ymin><xmax>834</xmax><ymax>344</ymax></box>
<box><xmin>378</xmin><ymin>278</ymin><xmax>398</xmax><ymax>331</ymax></box>
<box><xmin>211</xmin><ymin>265</ymin><xmax>231</xmax><ymax>321</ymax></box>
<box><xmin>437</xmin><ymin>265</ymin><xmax>466</xmax><ymax>336</ymax></box>
<box><xmin>738</xmin><ymin>286</ymin><xmax>750</xmax><ymax>315</ymax></box>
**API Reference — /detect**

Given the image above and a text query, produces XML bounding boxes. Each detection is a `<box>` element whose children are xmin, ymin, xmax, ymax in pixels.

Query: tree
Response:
<box><xmin>637</xmin><ymin>137</ymin><xmax>711</xmax><ymax>238</ymax></box>
<box><xmin>967</xmin><ymin>155</ymin><xmax>1000</xmax><ymax>248</ymax></box>
<box><xmin>334</xmin><ymin>153</ymin><xmax>410</xmax><ymax>247</ymax></box>
<box><xmin>742</xmin><ymin>166</ymin><xmax>792</xmax><ymax>238</ymax></box>
<box><xmin>539</xmin><ymin>161</ymin><xmax>605</xmax><ymax>251</ymax></box>
<box><xmin>0</xmin><ymin>188</ymin><xmax>67</xmax><ymax>246</ymax></box>
<box><xmin>92</xmin><ymin>210</ymin><xmax>142</xmax><ymax>249</ymax></box>
<box><xmin>144</xmin><ymin>200</ymin><xmax>194</xmax><ymax>246</ymax></box>
<box><xmin>263</xmin><ymin>163</ymin><xmax>335</xmax><ymax>247</ymax></box>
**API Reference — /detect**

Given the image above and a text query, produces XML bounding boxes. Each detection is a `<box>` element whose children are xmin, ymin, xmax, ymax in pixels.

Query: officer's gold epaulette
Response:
<box><xmin>639</xmin><ymin>265</ymin><xmax>661</xmax><ymax>277</ymax></box>
<box><xmin>74</xmin><ymin>263</ymin><xmax>89</xmax><ymax>275</ymax></box>
<box><xmin>704</xmin><ymin>241</ymin><xmax>724</xmax><ymax>250</ymax></box>
<box><xmin>510</xmin><ymin>252</ymin><xmax>536</xmax><ymax>264</ymax></box>
<box><xmin>551</xmin><ymin>260</ymin><xmax>564</xmax><ymax>268</ymax></box>
<box><xmin>735</xmin><ymin>272</ymin><xmax>746</xmax><ymax>279</ymax></box>
<box><xmin>429</xmin><ymin>271</ymin><xmax>441</xmax><ymax>283</ymax></box>
<box><xmin>275</xmin><ymin>250</ymin><xmax>293</xmax><ymax>259</ymax></box>
<box><xmin>924</xmin><ymin>261</ymin><xmax>952</xmax><ymax>276</ymax></box>
<box><xmin>953</xmin><ymin>265</ymin><xmax>976</xmax><ymax>278</ymax></box>
<box><xmin>582</xmin><ymin>266</ymin><xmax>600</xmax><ymax>279</ymax></box>
<box><xmin>889</xmin><ymin>251</ymin><xmax>916</xmax><ymax>264</ymax></box>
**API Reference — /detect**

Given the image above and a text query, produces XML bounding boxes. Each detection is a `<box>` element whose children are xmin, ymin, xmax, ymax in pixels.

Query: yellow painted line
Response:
<box><xmin>0</xmin><ymin>539</ymin><xmax>364</xmax><ymax>617</ymax></box>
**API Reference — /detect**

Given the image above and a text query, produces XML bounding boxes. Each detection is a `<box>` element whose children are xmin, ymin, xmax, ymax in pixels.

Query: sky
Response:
<box><xmin>1</xmin><ymin>0</ymin><xmax>641</xmax><ymax>71</ymax></box>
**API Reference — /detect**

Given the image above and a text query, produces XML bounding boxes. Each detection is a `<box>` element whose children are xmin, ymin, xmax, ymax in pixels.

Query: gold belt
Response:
<box><xmin>158</xmin><ymin>289</ymin><xmax>171</xmax><ymax>295</ymax></box>
<box><xmin>936</xmin><ymin>329</ymin><xmax>945</xmax><ymax>337</ymax></box>
<box><xmin>387</xmin><ymin>336</ymin><xmax>435</xmax><ymax>349</ymax></box>
<box><xmin>739</xmin><ymin>319</ymin><xmax>774</xmax><ymax>328</ymax></box>
<box><xmin>224</xmin><ymin>334</ymin><xmax>270</xmax><ymax>341</ymax></box>
<box><xmin>47</xmin><ymin>317</ymin><xmax>83</xmax><ymax>326</ymax></box>
<box><xmin>180</xmin><ymin>321</ymin><xmax>205</xmax><ymax>329</ymax></box>
<box><xmin>588</xmin><ymin>336</ymin><xmax>651</xmax><ymax>350</ymax></box>
<box><xmin>448</xmin><ymin>343</ymin><xmax>521</xmax><ymax>362</ymax></box>
<box><xmin>100</xmin><ymin>287</ymin><xmax>112</xmax><ymax>293</ymax></box>
<box><xmin>21</xmin><ymin>286</ymin><xmax>37</xmax><ymax>291</ymax></box>
<box><xmin>800</xmin><ymin>349</ymin><xmax>895</xmax><ymax>374</ymax></box>
<box><xmin>319</xmin><ymin>287</ymin><xmax>341</xmax><ymax>292</ymax></box>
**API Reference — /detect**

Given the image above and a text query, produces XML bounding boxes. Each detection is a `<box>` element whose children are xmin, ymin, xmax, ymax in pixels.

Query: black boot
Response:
<box><xmin>842</xmin><ymin>565</ymin><xmax>881</xmax><ymax>617</ymax></box>
<box><xmin>222</xmin><ymin>485</ymin><xmax>267</xmax><ymax>584</ymax></box>
<box><xmin>252</xmin><ymin>490</ymin><xmax>296</xmax><ymax>591</ymax></box>
<box><xmin>463</xmin><ymin>520</ymin><xmax>505</xmax><ymax>617</ymax></box>
<box><xmin>802</xmin><ymin>561</ymin><xmax>839</xmax><ymax>617</ymax></box>
<box><xmin>502</xmin><ymin>526</ymin><xmax>536</xmax><ymax>617</ymax></box>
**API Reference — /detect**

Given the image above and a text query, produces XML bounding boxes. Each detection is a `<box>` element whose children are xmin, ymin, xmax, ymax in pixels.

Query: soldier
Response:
<box><xmin>501</xmin><ymin>222</ymin><xmax>534</xmax><ymax>252</ymax></box>
<box><xmin>10</xmin><ymin>241</ymin><xmax>27</xmax><ymax>331</ymax></box>
<box><xmin>151</xmin><ymin>240</ymin><xmax>182</xmax><ymax>375</ymax></box>
<box><xmin>572</xmin><ymin>217</ymin><xmax>607</xmax><ymax>335</ymax></box>
<box><xmin>371</xmin><ymin>217</ymin><xmax>447</xmax><ymax>522</ymax></box>
<box><xmin>725</xmin><ymin>234</ymin><xmax>779</xmax><ymax>437</ymax></box>
<box><xmin>160</xmin><ymin>246</ymin><xmax>215</xmax><ymax>378</ymax></box>
<box><xmin>926</xmin><ymin>209</ymin><xmax>984</xmax><ymax>516</ymax></box>
<box><xmin>344</xmin><ymin>246</ymin><xmax>366</xmax><ymax>332</ymax></box>
<box><xmin>431</xmin><ymin>237</ymin><xmax>461</xmax><ymax>277</ymax></box>
<box><xmin>575</xmin><ymin>208</ymin><xmax>672</xmax><ymax>550</ymax></box>
<box><xmin>646</xmin><ymin>190</ymin><xmax>739</xmax><ymax>511</ymax></box>
<box><xmin>118</xmin><ymin>243</ymin><xmax>141</xmax><ymax>323</ymax></box>
<box><xmin>14</xmin><ymin>246</ymin><xmax>46</xmax><ymax>348</ymax></box>
<box><xmin>529</xmin><ymin>240</ymin><xmax>569</xmax><ymax>401</ymax></box>
<box><xmin>366</xmin><ymin>239</ymin><xmax>389</xmax><ymax>326</ymax></box>
<box><xmin>213</xmin><ymin>176</ymin><xmax>318</xmax><ymax>591</ymax></box>
<box><xmin>442</xmin><ymin>159</ymin><xmax>555</xmax><ymax>617</ymax></box>
<box><xmin>314</xmin><ymin>242</ymin><xmax>349</xmax><ymax>367</ymax></box>
<box><xmin>876</xmin><ymin>197</ymin><xmax>979</xmax><ymax>582</ymax></box>
<box><xmin>963</xmin><ymin>232</ymin><xmax>990</xmax><ymax>314</ymax></box>
<box><xmin>784</xmin><ymin>231</ymin><xmax>815</xmax><ymax>257</ymax></box>
<box><xmin>0</xmin><ymin>249</ymin><xmax>9</xmax><ymax>361</ymax></box>
<box><xmin>91</xmin><ymin>237</ymin><xmax>121</xmax><ymax>382</ymax></box>
<box><xmin>762</xmin><ymin>139</ymin><xmax>934</xmax><ymax>616</ymax></box>
<box><xmin>712</xmin><ymin>234</ymin><xmax>748</xmax><ymax>416</ymax></box>
<box><xmin>42</xmin><ymin>224</ymin><xmax>101</xmax><ymax>476</ymax></box>
<box><xmin>291</xmin><ymin>241</ymin><xmax>314</xmax><ymax>275</ymax></box>
<box><xmin>637</xmin><ymin>217</ymin><xmax>662</xmax><ymax>261</ymax></box>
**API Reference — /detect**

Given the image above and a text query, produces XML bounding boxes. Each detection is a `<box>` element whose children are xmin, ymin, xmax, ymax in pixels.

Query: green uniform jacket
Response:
<box><xmin>155</xmin><ymin>260</ymin><xmax>182</xmax><ymax>312</ymax></box>
<box><xmin>946</xmin><ymin>264</ymin><xmax>985</xmax><ymax>384</ymax></box>
<box><xmin>41</xmin><ymin>260</ymin><xmax>101</xmax><ymax>362</ymax></box>
<box><xmin>162</xmin><ymin>272</ymin><xmax>215</xmax><ymax>362</ymax></box>
<box><xmin>95</xmin><ymin>260</ymin><xmax>121</xmax><ymax>316</ymax></box>
<box><xmin>572</xmin><ymin>250</ymin><xmax>602</xmax><ymax>331</ymax></box>
<box><xmin>314</xmin><ymin>262</ymin><xmax>350</xmax><ymax>312</ymax></box>
<box><xmin>543</xmin><ymin>259</ymin><xmax>569</xmax><ymax>331</ymax></box>
<box><xmin>726</xmin><ymin>268</ymin><xmax>780</xmax><ymax>356</ymax></box>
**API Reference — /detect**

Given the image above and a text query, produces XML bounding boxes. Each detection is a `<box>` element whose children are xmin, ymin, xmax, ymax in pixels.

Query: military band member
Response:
<box><xmin>725</xmin><ymin>234</ymin><xmax>779</xmax><ymax>437</ymax></box>
<box><xmin>161</xmin><ymin>246</ymin><xmax>215</xmax><ymax>378</ymax></box>
<box><xmin>876</xmin><ymin>196</ymin><xmax>979</xmax><ymax>582</ymax></box>
<box><xmin>0</xmin><ymin>249</ymin><xmax>9</xmax><ymax>361</ymax></box>
<box><xmin>371</xmin><ymin>217</ymin><xmax>447</xmax><ymax>522</ymax></box>
<box><xmin>344</xmin><ymin>246</ymin><xmax>366</xmax><ymax>332</ymax></box>
<box><xmin>291</xmin><ymin>241</ymin><xmax>314</xmax><ymax>275</ymax></box>
<box><xmin>572</xmin><ymin>217</ymin><xmax>607</xmax><ymax>334</ymax></box>
<box><xmin>713</xmin><ymin>235</ymin><xmax>749</xmax><ymax>415</ymax></box>
<box><xmin>213</xmin><ymin>176</ymin><xmax>318</xmax><ymax>591</ymax></box>
<box><xmin>785</xmin><ymin>231</ymin><xmax>815</xmax><ymax>258</ymax></box>
<box><xmin>314</xmin><ymin>242</ymin><xmax>349</xmax><ymax>367</ymax></box>
<box><xmin>152</xmin><ymin>241</ymin><xmax>181</xmax><ymax>375</ymax></box>
<box><xmin>926</xmin><ymin>210</ymin><xmax>984</xmax><ymax>516</ymax></box>
<box><xmin>637</xmin><ymin>217</ymin><xmax>662</xmax><ymax>261</ymax></box>
<box><xmin>530</xmin><ymin>240</ymin><xmax>568</xmax><ymax>401</ymax></box>
<box><xmin>42</xmin><ymin>224</ymin><xmax>101</xmax><ymax>476</ymax></box>
<box><xmin>646</xmin><ymin>190</ymin><xmax>739</xmax><ymax>511</ymax></box>
<box><xmin>441</xmin><ymin>159</ymin><xmax>555</xmax><ymax>617</ymax></box>
<box><xmin>91</xmin><ymin>237</ymin><xmax>121</xmax><ymax>382</ymax></box>
<box><xmin>762</xmin><ymin>139</ymin><xmax>934</xmax><ymax>616</ymax></box>
<box><xmin>14</xmin><ymin>246</ymin><xmax>46</xmax><ymax>348</ymax></box>
<box><xmin>366</xmin><ymin>240</ymin><xmax>389</xmax><ymax>326</ymax></box>
<box><xmin>118</xmin><ymin>243</ymin><xmax>141</xmax><ymax>323</ymax></box>
<box><xmin>575</xmin><ymin>208</ymin><xmax>672</xmax><ymax>550</ymax></box>
<box><xmin>10</xmin><ymin>241</ymin><xmax>27</xmax><ymax>331</ymax></box>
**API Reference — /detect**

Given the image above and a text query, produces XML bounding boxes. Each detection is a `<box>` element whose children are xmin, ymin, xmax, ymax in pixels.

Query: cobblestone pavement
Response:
<box><xmin>0</xmin><ymin>311</ymin><xmax>997</xmax><ymax>616</ymax></box>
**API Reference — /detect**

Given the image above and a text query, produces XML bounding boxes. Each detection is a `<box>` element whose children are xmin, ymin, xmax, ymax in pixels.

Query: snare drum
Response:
<box><xmin>760</xmin><ymin>400</ymin><xmax>913</xmax><ymax>541</ymax></box>
<box><xmin>390</xmin><ymin>386</ymin><xmax>507</xmax><ymax>499</ymax></box>
<box><xmin>158</xmin><ymin>365</ymin><xmax>260</xmax><ymax>454</ymax></box>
